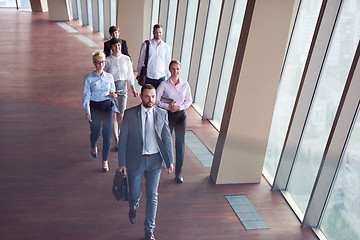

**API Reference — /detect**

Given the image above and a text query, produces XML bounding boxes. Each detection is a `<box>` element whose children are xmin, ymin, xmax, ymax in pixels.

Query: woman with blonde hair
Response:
<box><xmin>156</xmin><ymin>60</ymin><xmax>192</xmax><ymax>183</ymax></box>
<box><xmin>82</xmin><ymin>51</ymin><xmax>118</xmax><ymax>172</ymax></box>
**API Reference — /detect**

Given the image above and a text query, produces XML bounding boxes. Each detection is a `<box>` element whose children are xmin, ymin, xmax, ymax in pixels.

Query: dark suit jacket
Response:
<box><xmin>118</xmin><ymin>104</ymin><xmax>174</xmax><ymax>171</ymax></box>
<box><xmin>104</xmin><ymin>38</ymin><xmax>130</xmax><ymax>58</ymax></box>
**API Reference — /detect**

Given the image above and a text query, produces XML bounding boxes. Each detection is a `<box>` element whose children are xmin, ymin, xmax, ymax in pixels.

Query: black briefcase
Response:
<box><xmin>112</xmin><ymin>169</ymin><xmax>128</xmax><ymax>201</ymax></box>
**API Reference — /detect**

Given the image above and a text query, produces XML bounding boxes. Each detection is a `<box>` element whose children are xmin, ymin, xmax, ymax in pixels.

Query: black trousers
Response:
<box><xmin>168</xmin><ymin>110</ymin><xmax>186</xmax><ymax>175</ymax></box>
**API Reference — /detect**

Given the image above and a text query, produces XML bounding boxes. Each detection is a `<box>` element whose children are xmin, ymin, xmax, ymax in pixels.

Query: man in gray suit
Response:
<box><xmin>118</xmin><ymin>84</ymin><xmax>174</xmax><ymax>240</ymax></box>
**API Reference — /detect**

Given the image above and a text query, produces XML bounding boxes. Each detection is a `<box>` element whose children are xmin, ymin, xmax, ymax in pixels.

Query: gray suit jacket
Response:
<box><xmin>118</xmin><ymin>104</ymin><xmax>174</xmax><ymax>171</ymax></box>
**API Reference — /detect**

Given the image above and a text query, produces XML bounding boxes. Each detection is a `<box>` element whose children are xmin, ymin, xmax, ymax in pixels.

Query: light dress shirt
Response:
<box><xmin>141</xmin><ymin>105</ymin><xmax>159</xmax><ymax>155</ymax></box>
<box><xmin>82</xmin><ymin>71</ymin><xmax>115</xmax><ymax>115</ymax></box>
<box><xmin>104</xmin><ymin>54</ymin><xmax>135</xmax><ymax>85</ymax></box>
<box><xmin>156</xmin><ymin>77</ymin><xmax>193</xmax><ymax>111</ymax></box>
<box><xmin>137</xmin><ymin>39</ymin><xmax>171</xmax><ymax>79</ymax></box>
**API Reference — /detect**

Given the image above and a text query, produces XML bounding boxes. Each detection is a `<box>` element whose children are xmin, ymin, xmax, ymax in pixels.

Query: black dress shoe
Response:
<box><xmin>129</xmin><ymin>209</ymin><xmax>138</xmax><ymax>224</ymax></box>
<box><xmin>175</xmin><ymin>175</ymin><xmax>184</xmax><ymax>184</ymax></box>
<box><xmin>145</xmin><ymin>231</ymin><xmax>156</xmax><ymax>240</ymax></box>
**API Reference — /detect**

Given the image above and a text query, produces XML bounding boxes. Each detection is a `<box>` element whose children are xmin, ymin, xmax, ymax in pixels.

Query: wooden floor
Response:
<box><xmin>0</xmin><ymin>9</ymin><xmax>317</xmax><ymax>240</ymax></box>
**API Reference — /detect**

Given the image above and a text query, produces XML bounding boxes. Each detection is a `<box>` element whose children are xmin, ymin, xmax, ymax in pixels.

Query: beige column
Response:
<box><xmin>47</xmin><ymin>0</ymin><xmax>70</xmax><ymax>21</ymax></box>
<box><xmin>172</xmin><ymin>0</ymin><xmax>187</xmax><ymax>60</ymax></box>
<box><xmin>210</xmin><ymin>0</ymin><xmax>296</xmax><ymax>184</ymax></box>
<box><xmin>117</xmin><ymin>0</ymin><xmax>152</xmax><ymax>70</ymax></box>
<box><xmin>30</xmin><ymin>0</ymin><xmax>48</xmax><ymax>12</ymax></box>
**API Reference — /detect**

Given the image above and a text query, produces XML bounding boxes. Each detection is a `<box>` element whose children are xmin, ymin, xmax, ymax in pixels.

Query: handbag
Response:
<box><xmin>138</xmin><ymin>40</ymin><xmax>150</xmax><ymax>86</ymax></box>
<box><xmin>112</xmin><ymin>169</ymin><xmax>128</xmax><ymax>201</ymax></box>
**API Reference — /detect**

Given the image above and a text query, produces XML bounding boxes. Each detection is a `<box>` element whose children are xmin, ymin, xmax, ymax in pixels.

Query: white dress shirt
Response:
<box><xmin>137</xmin><ymin>39</ymin><xmax>171</xmax><ymax>79</ymax></box>
<box><xmin>141</xmin><ymin>105</ymin><xmax>159</xmax><ymax>155</ymax></box>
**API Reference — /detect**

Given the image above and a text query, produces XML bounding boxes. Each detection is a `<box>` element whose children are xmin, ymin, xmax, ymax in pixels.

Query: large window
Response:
<box><xmin>0</xmin><ymin>0</ymin><xmax>16</xmax><ymax>7</ymax></box>
<box><xmin>151</xmin><ymin>0</ymin><xmax>160</xmax><ymax>37</ymax></box>
<box><xmin>287</xmin><ymin>0</ymin><xmax>360</xmax><ymax>213</ymax></box>
<box><xmin>212</xmin><ymin>0</ymin><xmax>247</xmax><ymax>126</ymax></box>
<box><xmin>263</xmin><ymin>0</ymin><xmax>322</xmax><ymax>182</ymax></box>
<box><xmin>98</xmin><ymin>0</ymin><xmax>104</xmax><ymax>34</ymax></box>
<box><xmin>87</xmin><ymin>0</ymin><xmax>93</xmax><ymax>28</ymax></box>
<box><xmin>0</xmin><ymin>0</ymin><xmax>30</xmax><ymax>8</ymax></box>
<box><xmin>76</xmin><ymin>0</ymin><xmax>82</xmax><ymax>21</ymax></box>
<box><xmin>165</xmin><ymin>0</ymin><xmax>178</xmax><ymax>53</ymax></box>
<box><xmin>320</xmin><ymin>107</ymin><xmax>360</xmax><ymax>240</ymax></box>
<box><xmin>193</xmin><ymin>0</ymin><xmax>222</xmax><ymax>113</ymax></box>
<box><xmin>110</xmin><ymin>0</ymin><xmax>116</xmax><ymax>26</ymax></box>
<box><xmin>180</xmin><ymin>0</ymin><xmax>198</xmax><ymax>81</ymax></box>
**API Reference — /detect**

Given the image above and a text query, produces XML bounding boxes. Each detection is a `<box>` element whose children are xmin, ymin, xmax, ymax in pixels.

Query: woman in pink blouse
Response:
<box><xmin>156</xmin><ymin>60</ymin><xmax>192</xmax><ymax>183</ymax></box>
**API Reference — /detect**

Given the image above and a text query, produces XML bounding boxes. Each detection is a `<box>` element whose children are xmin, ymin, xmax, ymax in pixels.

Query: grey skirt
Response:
<box><xmin>113</xmin><ymin>80</ymin><xmax>127</xmax><ymax>114</ymax></box>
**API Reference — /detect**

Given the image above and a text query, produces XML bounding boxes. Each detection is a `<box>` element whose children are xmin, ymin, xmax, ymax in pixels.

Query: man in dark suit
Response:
<box><xmin>118</xmin><ymin>84</ymin><xmax>174</xmax><ymax>240</ymax></box>
<box><xmin>104</xmin><ymin>26</ymin><xmax>130</xmax><ymax>58</ymax></box>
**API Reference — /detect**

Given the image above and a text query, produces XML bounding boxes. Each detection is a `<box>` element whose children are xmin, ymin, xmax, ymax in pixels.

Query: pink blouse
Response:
<box><xmin>156</xmin><ymin>77</ymin><xmax>192</xmax><ymax>111</ymax></box>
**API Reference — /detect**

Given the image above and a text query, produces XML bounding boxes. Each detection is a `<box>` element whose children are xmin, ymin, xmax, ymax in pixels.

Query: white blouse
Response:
<box><xmin>104</xmin><ymin>54</ymin><xmax>135</xmax><ymax>86</ymax></box>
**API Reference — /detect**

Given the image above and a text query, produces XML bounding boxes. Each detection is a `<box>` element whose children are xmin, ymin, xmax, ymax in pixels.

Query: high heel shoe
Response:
<box><xmin>102</xmin><ymin>161</ymin><xmax>109</xmax><ymax>172</ymax></box>
<box><xmin>91</xmin><ymin>148</ymin><xmax>98</xmax><ymax>158</ymax></box>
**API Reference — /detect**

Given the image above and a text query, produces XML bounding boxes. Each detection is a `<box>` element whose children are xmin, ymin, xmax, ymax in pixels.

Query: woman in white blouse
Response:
<box><xmin>156</xmin><ymin>60</ymin><xmax>192</xmax><ymax>183</ymax></box>
<box><xmin>104</xmin><ymin>38</ymin><xmax>139</xmax><ymax>150</ymax></box>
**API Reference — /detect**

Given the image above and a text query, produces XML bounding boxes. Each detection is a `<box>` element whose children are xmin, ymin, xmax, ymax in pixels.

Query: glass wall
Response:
<box><xmin>110</xmin><ymin>0</ymin><xmax>116</xmax><ymax>26</ymax></box>
<box><xmin>262</xmin><ymin>0</ymin><xmax>322</xmax><ymax>182</ymax></box>
<box><xmin>0</xmin><ymin>0</ymin><xmax>30</xmax><ymax>8</ymax></box>
<box><xmin>76</xmin><ymin>0</ymin><xmax>82</xmax><ymax>21</ymax></box>
<box><xmin>151</xmin><ymin>0</ymin><xmax>160</xmax><ymax>37</ymax></box>
<box><xmin>287</xmin><ymin>0</ymin><xmax>360</xmax><ymax>213</ymax></box>
<box><xmin>99</xmin><ymin>0</ymin><xmax>104</xmax><ymax>34</ymax></box>
<box><xmin>165</xmin><ymin>0</ymin><xmax>178</xmax><ymax>53</ymax></box>
<box><xmin>87</xmin><ymin>0</ymin><xmax>93</xmax><ymax>28</ymax></box>
<box><xmin>0</xmin><ymin>0</ymin><xmax>16</xmax><ymax>7</ymax></box>
<box><xmin>20</xmin><ymin>0</ymin><xmax>30</xmax><ymax>8</ymax></box>
<box><xmin>180</xmin><ymin>0</ymin><xmax>199</xmax><ymax>81</ymax></box>
<box><xmin>193</xmin><ymin>0</ymin><xmax>222</xmax><ymax>112</ymax></box>
<box><xmin>320</xmin><ymin>107</ymin><xmax>360</xmax><ymax>240</ymax></box>
<box><xmin>212</xmin><ymin>0</ymin><xmax>247</xmax><ymax>126</ymax></box>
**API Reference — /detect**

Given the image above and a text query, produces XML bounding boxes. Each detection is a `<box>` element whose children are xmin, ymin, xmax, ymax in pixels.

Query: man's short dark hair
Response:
<box><xmin>153</xmin><ymin>24</ymin><xmax>163</xmax><ymax>31</ymax></box>
<box><xmin>109</xmin><ymin>26</ymin><xmax>119</xmax><ymax>35</ymax></box>
<box><xmin>141</xmin><ymin>84</ymin><xmax>155</xmax><ymax>95</ymax></box>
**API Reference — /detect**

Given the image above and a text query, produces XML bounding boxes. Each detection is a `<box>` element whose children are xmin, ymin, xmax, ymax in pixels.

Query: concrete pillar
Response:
<box><xmin>210</xmin><ymin>0</ymin><xmax>296</xmax><ymax>184</ymax></box>
<box><xmin>47</xmin><ymin>0</ymin><xmax>70</xmax><ymax>21</ymax></box>
<box><xmin>117</xmin><ymin>0</ymin><xmax>152</xmax><ymax>69</ymax></box>
<box><xmin>30</xmin><ymin>0</ymin><xmax>48</xmax><ymax>12</ymax></box>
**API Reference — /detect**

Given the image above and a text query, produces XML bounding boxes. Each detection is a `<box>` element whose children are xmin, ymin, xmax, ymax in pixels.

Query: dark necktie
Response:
<box><xmin>145</xmin><ymin>111</ymin><xmax>151</xmax><ymax>152</ymax></box>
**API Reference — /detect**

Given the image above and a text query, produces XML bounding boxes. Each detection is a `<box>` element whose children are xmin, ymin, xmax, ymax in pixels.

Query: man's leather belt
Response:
<box><xmin>142</xmin><ymin>154</ymin><xmax>154</xmax><ymax>157</ymax></box>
